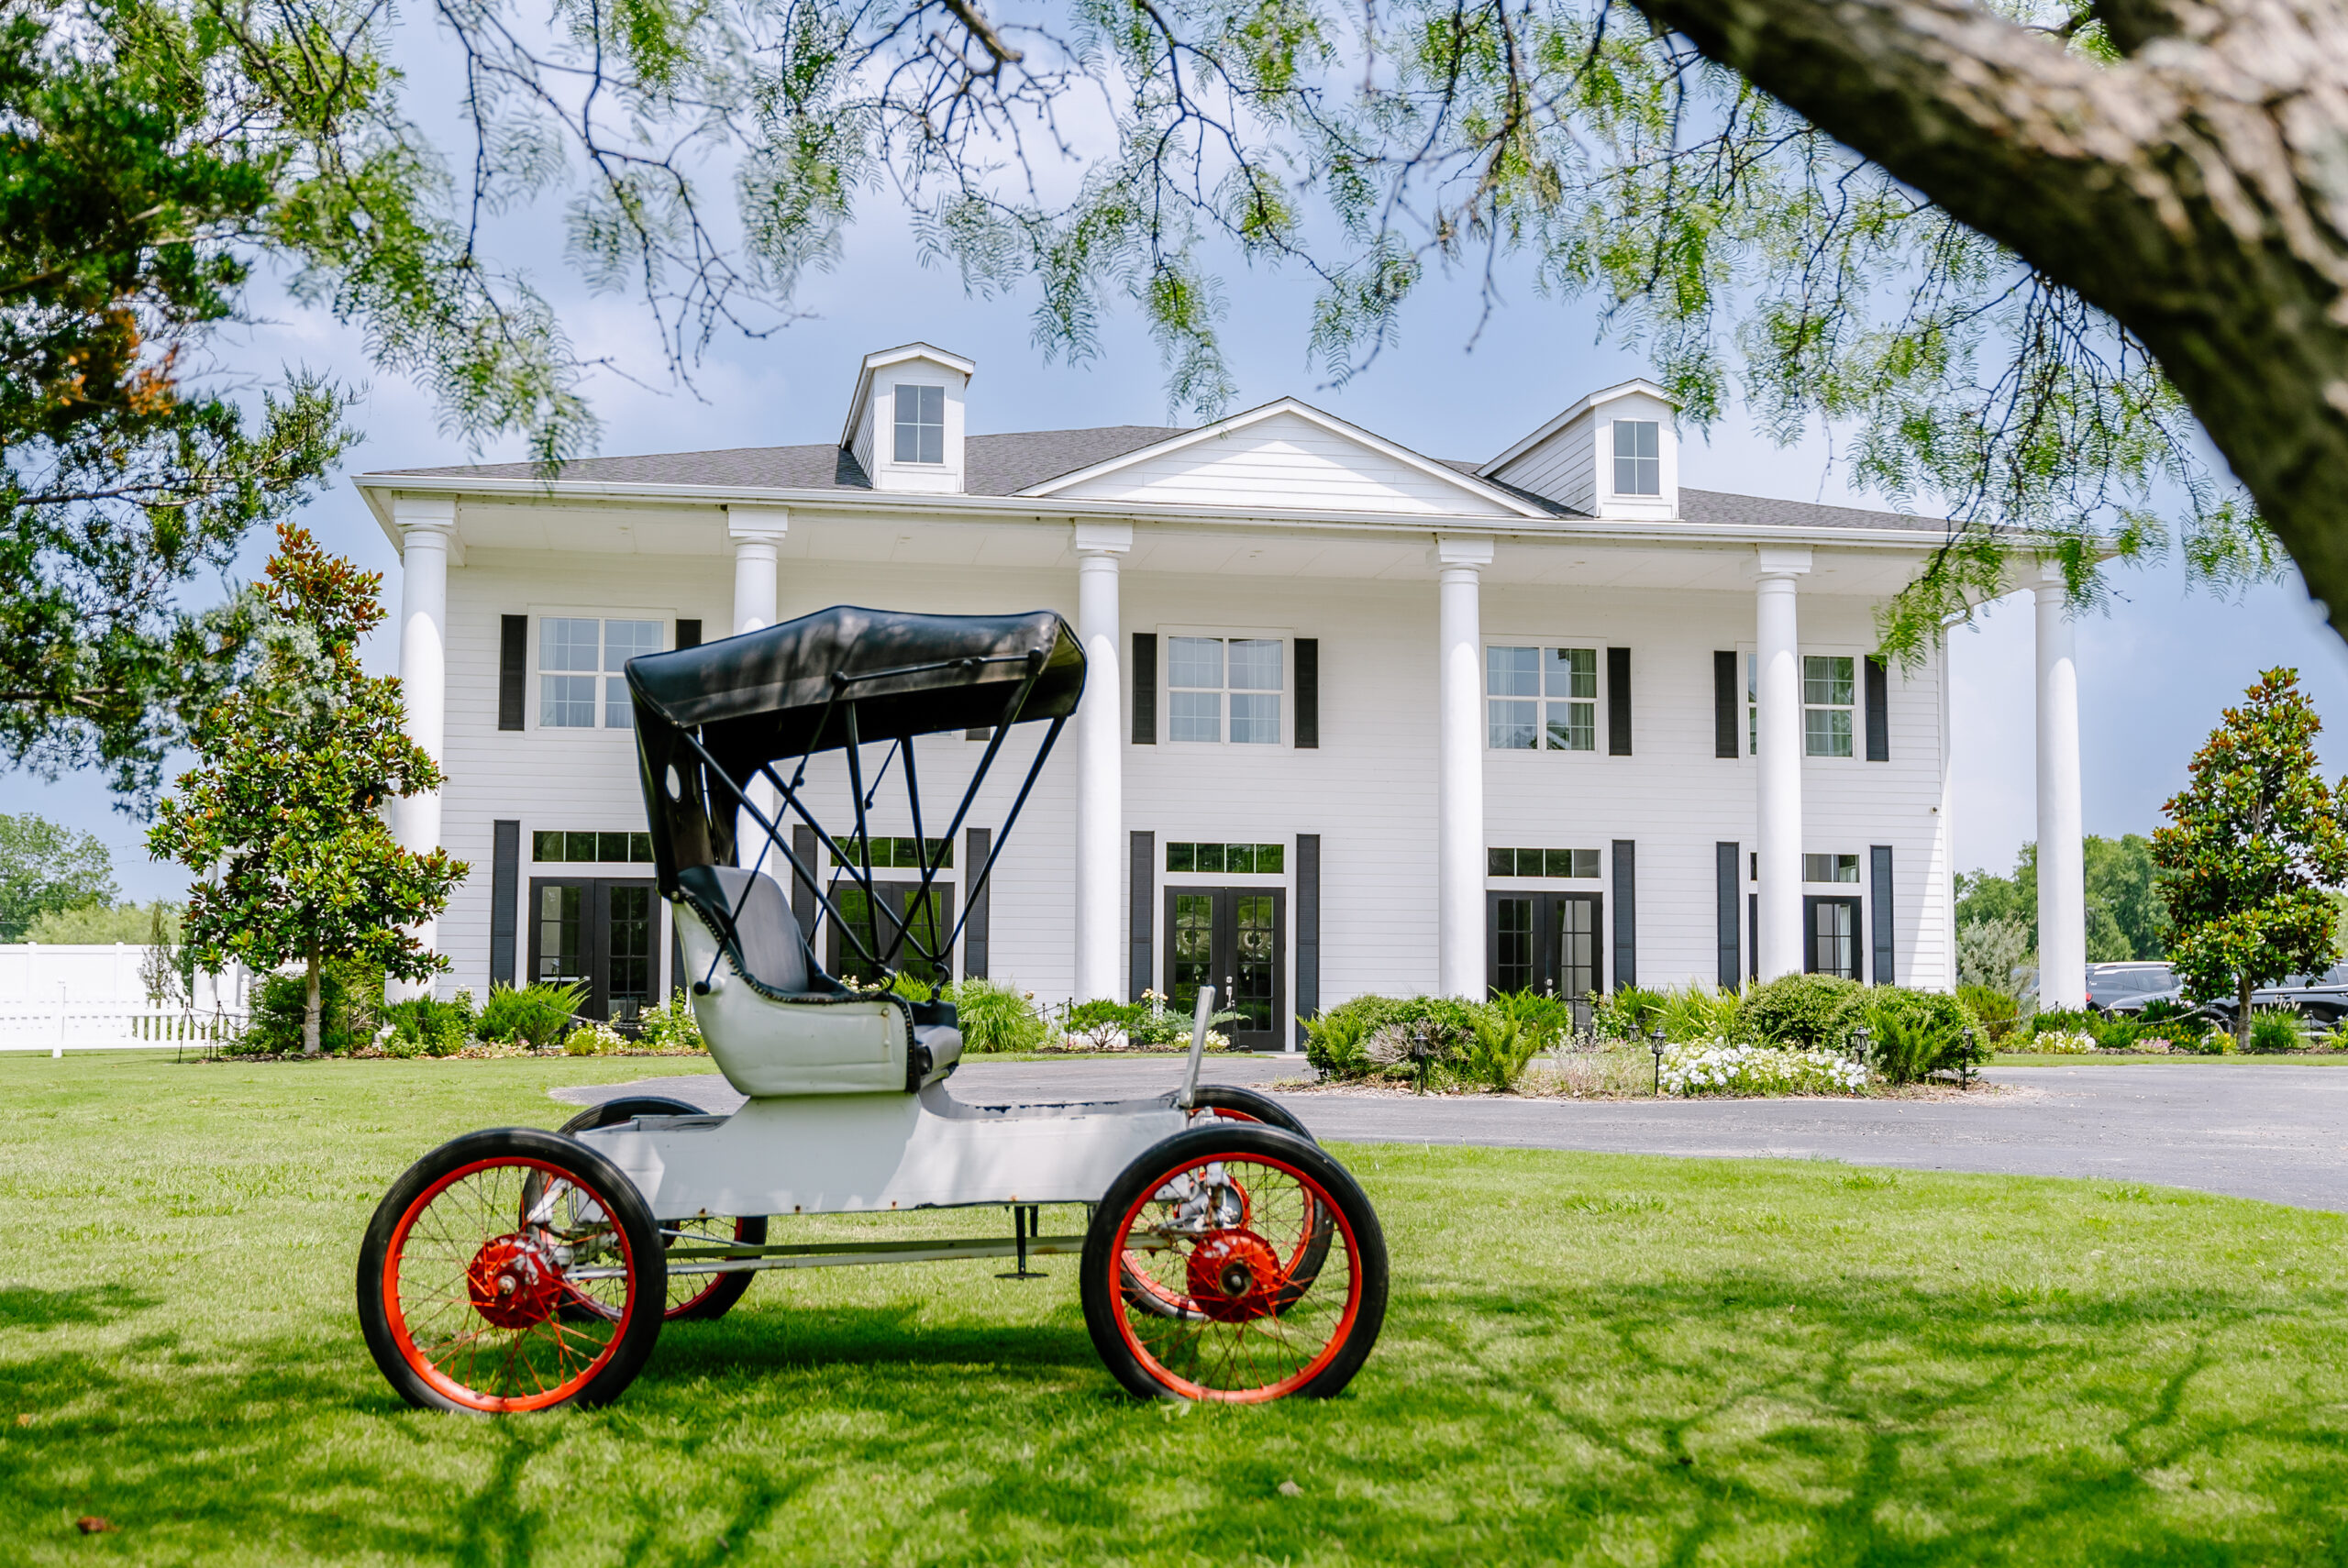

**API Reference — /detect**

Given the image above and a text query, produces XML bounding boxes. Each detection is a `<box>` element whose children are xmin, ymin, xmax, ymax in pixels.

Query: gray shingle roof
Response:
<box><xmin>1678</xmin><ymin>487</ymin><xmax>1944</xmax><ymax>533</ymax></box>
<box><xmin>371</xmin><ymin>425</ymin><xmax>1188</xmax><ymax>497</ymax></box>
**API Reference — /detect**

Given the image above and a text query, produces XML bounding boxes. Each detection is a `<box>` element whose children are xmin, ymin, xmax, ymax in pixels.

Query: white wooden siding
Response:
<box><xmin>1050</xmin><ymin>411</ymin><xmax>1519</xmax><ymax>517</ymax></box>
<box><xmin>1490</xmin><ymin>413</ymin><xmax>1596</xmax><ymax>514</ymax></box>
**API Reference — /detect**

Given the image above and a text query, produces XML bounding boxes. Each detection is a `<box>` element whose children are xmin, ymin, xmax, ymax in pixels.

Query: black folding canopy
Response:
<box><xmin>627</xmin><ymin>605</ymin><xmax>1085</xmax><ymax>985</ymax></box>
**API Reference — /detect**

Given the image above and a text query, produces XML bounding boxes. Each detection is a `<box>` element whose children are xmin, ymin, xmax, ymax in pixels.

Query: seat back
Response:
<box><xmin>679</xmin><ymin>865</ymin><xmax>812</xmax><ymax>993</ymax></box>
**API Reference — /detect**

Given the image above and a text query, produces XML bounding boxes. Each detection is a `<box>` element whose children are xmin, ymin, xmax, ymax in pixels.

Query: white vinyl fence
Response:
<box><xmin>0</xmin><ymin>944</ymin><xmax>255</xmax><ymax>1054</ymax></box>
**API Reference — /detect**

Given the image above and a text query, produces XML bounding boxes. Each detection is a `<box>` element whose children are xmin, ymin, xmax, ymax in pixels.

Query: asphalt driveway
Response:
<box><xmin>553</xmin><ymin>1056</ymin><xmax>2348</xmax><ymax>1213</ymax></box>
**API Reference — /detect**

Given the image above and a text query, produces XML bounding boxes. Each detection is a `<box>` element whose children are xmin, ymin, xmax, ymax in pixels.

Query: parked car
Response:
<box><xmin>2110</xmin><ymin>966</ymin><xmax>2348</xmax><ymax>1032</ymax></box>
<box><xmin>2085</xmin><ymin>963</ymin><xmax>2175</xmax><ymax>1015</ymax></box>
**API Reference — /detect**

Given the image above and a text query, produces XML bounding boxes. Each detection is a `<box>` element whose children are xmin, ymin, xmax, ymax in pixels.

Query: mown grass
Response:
<box><xmin>5</xmin><ymin>1052</ymin><xmax>2348</xmax><ymax>1564</ymax></box>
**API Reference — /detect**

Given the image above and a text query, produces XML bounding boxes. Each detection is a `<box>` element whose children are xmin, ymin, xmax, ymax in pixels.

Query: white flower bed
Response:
<box><xmin>1658</xmin><ymin>1040</ymin><xmax>1869</xmax><ymax>1097</ymax></box>
<box><xmin>2031</xmin><ymin>1030</ymin><xmax>2099</xmax><ymax>1055</ymax></box>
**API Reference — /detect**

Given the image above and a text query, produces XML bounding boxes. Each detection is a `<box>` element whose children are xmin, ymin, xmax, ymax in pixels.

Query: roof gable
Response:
<box><xmin>1022</xmin><ymin>399</ymin><xmax>1545</xmax><ymax>519</ymax></box>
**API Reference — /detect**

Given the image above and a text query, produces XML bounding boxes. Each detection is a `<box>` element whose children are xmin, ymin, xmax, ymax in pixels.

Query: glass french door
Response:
<box><xmin>526</xmin><ymin>878</ymin><xmax>659</xmax><ymax>1022</ymax></box>
<box><xmin>1486</xmin><ymin>892</ymin><xmax>1605</xmax><ymax>1012</ymax></box>
<box><xmin>1805</xmin><ymin>897</ymin><xmax>1862</xmax><ymax>980</ymax></box>
<box><xmin>824</xmin><ymin>882</ymin><xmax>956</xmax><ymax>987</ymax></box>
<box><xmin>1163</xmin><ymin>888</ymin><xmax>1286</xmax><ymax>1049</ymax></box>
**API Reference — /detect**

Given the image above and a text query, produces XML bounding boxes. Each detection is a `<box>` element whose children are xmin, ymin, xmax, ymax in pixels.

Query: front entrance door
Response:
<box><xmin>1805</xmin><ymin>896</ymin><xmax>1862</xmax><ymax>980</ymax></box>
<box><xmin>1164</xmin><ymin>888</ymin><xmax>1287</xmax><ymax>1050</ymax></box>
<box><xmin>527</xmin><ymin>877</ymin><xmax>659</xmax><ymax>1023</ymax></box>
<box><xmin>825</xmin><ymin>882</ymin><xmax>957</xmax><ymax>986</ymax></box>
<box><xmin>1487</xmin><ymin>891</ymin><xmax>1605</xmax><ymax>1013</ymax></box>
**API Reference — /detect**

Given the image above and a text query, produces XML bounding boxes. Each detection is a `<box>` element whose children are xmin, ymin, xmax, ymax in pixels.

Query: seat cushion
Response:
<box><xmin>914</xmin><ymin>1023</ymin><xmax>963</xmax><ymax>1078</ymax></box>
<box><xmin>697</xmin><ymin>866</ymin><xmax>808</xmax><ymax>993</ymax></box>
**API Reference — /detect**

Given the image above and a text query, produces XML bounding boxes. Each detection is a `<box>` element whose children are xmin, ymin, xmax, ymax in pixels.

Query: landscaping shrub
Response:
<box><xmin>380</xmin><ymin>991</ymin><xmax>475</xmax><ymax>1057</ymax></box>
<box><xmin>562</xmin><ymin>1020</ymin><xmax>630</xmax><ymax>1056</ymax></box>
<box><xmin>1863</xmin><ymin>988</ymin><xmax>1979</xmax><ymax>1083</ymax></box>
<box><xmin>2137</xmin><ymin>999</ymin><xmax>2221</xmax><ymax>1052</ymax></box>
<box><xmin>944</xmin><ymin>978</ymin><xmax>1051</xmax><ymax>1054</ymax></box>
<box><xmin>1591</xmin><ymin>985</ymin><xmax>1667</xmax><ymax>1041</ymax></box>
<box><xmin>1657</xmin><ymin>983</ymin><xmax>1743</xmax><ymax>1043</ymax></box>
<box><xmin>238</xmin><ymin>959</ymin><xmax>381</xmax><ymax>1055</ymax></box>
<box><xmin>1303</xmin><ymin>994</ymin><xmax>1492</xmax><ymax>1079</ymax></box>
<box><xmin>1660</xmin><ymin>1042</ymin><xmax>1868</xmax><ymax>1097</ymax></box>
<box><xmin>1488</xmin><ymin>987</ymin><xmax>1577</xmax><ymax>1051</ymax></box>
<box><xmin>635</xmin><ymin>989</ymin><xmax>705</xmax><ymax>1053</ymax></box>
<box><xmin>2249</xmin><ymin>1007</ymin><xmax>2308</xmax><ymax>1054</ymax></box>
<box><xmin>476</xmin><ymin>980</ymin><xmax>585</xmax><ymax>1049</ymax></box>
<box><xmin>1460</xmin><ymin>1011</ymin><xmax>1544</xmax><ymax>1091</ymax></box>
<box><xmin>1063</xmin><ymin>999</ymin><xmax>1130</xmax><ymax>1049</ymax></box>
<box><xmin>1957</xmin><ymin>983</ymin><xmax>2021</xmax><ymax>1043</ymax></box>
<box><xmin>1739</xmin><ymin>973</ymin><xmax>1866</xmax><ymax>1050</ymax></box>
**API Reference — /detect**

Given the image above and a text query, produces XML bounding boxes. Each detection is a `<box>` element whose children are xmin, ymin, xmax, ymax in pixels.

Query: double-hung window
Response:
<box><xmin>539</xmin><ymin>617</ymin><xmax>662</xmax><ymax>729</ymax></box>
<box><xmin>1803</xmin><ymin>656</ymin><xmax>1855</xmax><ymax>757</ymax></box>
<box><xmin>1487</xmin><ymin>646</ymin><xmax>1597</xmax><ymax>750</ymax></box>
<box><xmin>893</xmin><ymin>384</ymin><xmax>945</xmax><ymax>464</ymax></box>
<box><xmin>1168</xmin><ymin>636</ymin><xmax>1282</xmax><ymax>744</ymax></box>
<box><xmin>1613</xmin><ymin>421</ymin><xmax>1660</xmax><ymax>495</ymax></box>
<box><xmin>1803</xmin><ymin>853</ymin><xmax>1860</xmax><ymax>884</ymax></box>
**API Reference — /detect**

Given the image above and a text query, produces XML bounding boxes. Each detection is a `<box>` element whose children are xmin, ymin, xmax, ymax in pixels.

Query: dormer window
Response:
<box><xmin>1612</xmin><ymin>420</ymin><xmax>1659</xmax><ymax>495</ymax></box>
<box><xmin>893</xmin><ymin>384</ymin><xmax>946</xmax><ymax>464</ymax></box>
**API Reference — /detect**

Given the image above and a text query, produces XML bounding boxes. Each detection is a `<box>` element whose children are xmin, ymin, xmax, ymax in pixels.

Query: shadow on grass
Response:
<box><xmin>0</xmin><ymin>1284</ymin><xmax>158</xmax><ymax>1331</ymax></box>
<box><xmin>2</xmin><ymin>1272</ymin><xmax>2344</xmax><ymax>1563</ymax></box>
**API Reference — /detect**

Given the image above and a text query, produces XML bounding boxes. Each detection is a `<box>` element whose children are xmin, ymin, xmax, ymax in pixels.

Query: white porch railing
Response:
<box><xmin>0</xmin><ymin>1002</ymin><xmax>249</xmax><ymax>1055</ymax></box>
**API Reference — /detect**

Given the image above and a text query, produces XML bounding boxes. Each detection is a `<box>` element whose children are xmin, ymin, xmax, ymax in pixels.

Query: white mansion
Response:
<box><xmin>360</xmin><ymin>342</ymin><xmax>2091</xmax><ymax>1044</ymax></box>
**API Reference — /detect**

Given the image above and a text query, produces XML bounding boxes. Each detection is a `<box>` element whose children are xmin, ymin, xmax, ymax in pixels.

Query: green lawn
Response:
<box><xmin>6</xmin><ymin>1054</ymin><xmax>2348</xmax><ymax>1565</ymax></box>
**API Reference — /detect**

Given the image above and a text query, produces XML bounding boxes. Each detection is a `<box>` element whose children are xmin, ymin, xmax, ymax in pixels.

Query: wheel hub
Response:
<box><xmin>1185</xmin><ymin>1229</ymin><xmax>1283</xmax><ymax>1322</ymax></box>
<box><xmin>467</xmin><ymin>1234</ymin><xmax>564</xmax><ymax>1330</ymax></box>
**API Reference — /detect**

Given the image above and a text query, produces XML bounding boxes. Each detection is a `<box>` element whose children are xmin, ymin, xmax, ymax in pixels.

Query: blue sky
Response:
<box><xmin>10</xmin><ymin>189</ymin><xmax>2346</xmax><ymax>903</ymax></box>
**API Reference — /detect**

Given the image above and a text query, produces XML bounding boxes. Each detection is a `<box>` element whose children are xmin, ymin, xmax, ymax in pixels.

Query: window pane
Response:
<box><xmin>1228</xmin><ymin>639</ymin><xmax>1282</xmax><ymax>690</ymax></box>
<box><xmin>1255</xmin><ymin>843</ymin><xmax>1283</xmax><ymax>874</ymax></box>
<box><xmin>1226</xmin><ymin>844</ymin><xmax>1254</xmax><ymax>874</ymax></box>
<box><xmin>1540</xmin><ymin>848</ymin><xmax>1570</xmax><ymax>878</ymax></box>
<box><xmin>1488</xmin><ymin>699</ymin><xmax>1538</xmax><ymax>750</ymax></box>
<box><xmin>541</xmin><ymin>673</ymin><xmax>596</xmax><ymax>727</ymax></box>
<box><xmin>1168</xmin><ymin>690</ymin><xmax>1221</xmax><ymax>743</ymax></box>
<box><xmin>892</xmin><ymin>384</ymin><xmax>946</xmax><ymax>465</ymax></box>
<box><xmin>1806</xmin><ymin>707</ymin><xmax>1854</xmax><ymax>757</ymax></box>
<box><xmin>1834</xmin><ymin>854</ymin><xmax>1859</xmax><ymax>883</ymax></box>
<box><xmin>1167</xmin><ymin>842</ymin><xmax>1195</xmax><ymax>872</ymax></box>
<box><xmin>1486</xmin><ymin>645</ymin><xmax>1539</xmax><ymax>697</ymax></box>
<box><xmin>1614</xmin><ymin>419</ymin><xmax>1659</xmax><ymax>459</ymax></box>
<box><xmin>542</xmin><ymin>617</ymin><xmax>599</xmax><ymax>671</ymax></box>
<box><xmin>604</xmin><ymin>675</ymin><xmax>633</xmax><ymax>729</ymax></box>
<box><xmin>1230</xmin><ymin>693</ymin><xmax>1280</xmax><ymax>744</ymax></box>
<box><xmin>630</xmin><ymin>833</ymin><xmax>654</xmax><ymax>863</ymax></box>
<box><xmin>604</xmin><ymin>619</ymin><xmax>661</xmax><ymax>671</ymax></box>
<box><xmin>1495</xmin><ymin>898</ymin><xmax>1534</xmax><ymax>993</ymax></box>
<box><xmin>1803</xmin><ymin>656</ymin><xmax>1855</xmax><ymax>706</ymax></box>
<box><xmin>1168</xmin><ymin>636</ymin><xmax>1224</xmax><ymax>690</ymax></box>
<box><xmin>920</xmin><ymin>420</ymin><xmax>943</xmax><ymax>466</ymax></box>
<box><xmin>597</xmin><ymin>832</ymin><xmax>630</xmax><ymax>863</ymax></box>
<box><xmin>1195</xmin><ymin>843</ymin><xmax>1224</xmax><ymax>873</ymax></box>
<box><xmin>1547</xmin><ymin>646</ymin><xmax>1596</xmax><ymax>700</ymax></box>
<box><xmin>1490</xmin><ymin>847</ymin><xmax>1516</xmax><ymax>877</ymax></box>
<box><xmin>1545</xmin><ymin>701</ymin><xmax>1595</xmax><ymax>751</ymax></box>
<box><xmin>566</xmin><ymin>832</ymin><xmax>598</xmax><ymax>862</ymax></box>
<box><xmin>1572</xmin><ymin>848</ymin><xmax>1601</xmax><ymax>879</ymax></box>
<box><xmin>532</xmin><ymin>832</ymin><xmax>559</xmax><ymax>861</ymax></box>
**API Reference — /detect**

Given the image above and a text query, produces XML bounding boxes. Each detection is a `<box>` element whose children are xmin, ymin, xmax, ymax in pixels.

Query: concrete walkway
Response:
<box><xmin>552</xmin><ymin>1057</ymin><xmax>2348</xmax><ymax>1213</ymax></box>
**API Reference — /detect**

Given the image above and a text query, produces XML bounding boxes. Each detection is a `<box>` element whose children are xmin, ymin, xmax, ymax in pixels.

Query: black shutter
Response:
<box><xmin>1132</xmin><ymin>633</ymin><xmax>1157</xmax><ymax>745</ymax></box>
<box><xmin>1296</xmin><ymin>834</ymin><xmax>1321</xmax><ymax>1046</ymax></box>
<box><xmin>1607</xmin><ymin>646</ymin><xmax>1633</xmax><ymax>756</ymax></box>
<box><xmin>791</xmin><ymin>825</ymin><xmax>819</xmax><ymax>942</ymax></box>
<box><xmin>1129</xmin><ymin>831</ymin><xmax>1155</xmax><ymax>1000</ymax></box>
<box><xmin>1865</xmin><ymin>656</ymin><xmax>1890</xmax><ymax>761</ymax></box>
<box><xmin>1871</xmin><ymin>845</ymin><xmax>1896</xmax><ymax>985</ymax></box>
<box><xmin>675</xmin><ymin>618</ymin><xmax>702</xmax><ymax>650</ymax></box>
<box><xmin>1716</xmin><ymin>842</ymin><xmax>1741</xmax><ymax>990</ymax></box>
<box><xmin>1748</xmin><ymin>892</ymin><xmax>1758</xmax><ymax>981</ymax></box>
<box><xmin>1713</xmin><ymin>651</ymin><xmax>1739</xmax><ymax>758</ymax></box>
<box><xmin>498</xmin><ymin>615</ymin><xmax>526</xmax><ymax>732</ymax></box>
<box><xmin>490</xmin><ymin>820</ymin><xmax>520</xmax><ymax>986</ymax></box>
<box><xmin>1611</xmin><ymin>839</ymin><xmax>1636</xmax><ymax>988</ymax></box>
<box><xmin>963</xmin><ymin>828</ymin><xmax>991</xmax><ymax>979</ymax></box>
<box><xmin>1294</xmin><ymin>639</ymin><xmax>1319</xmax><ymax>749</ymax></box>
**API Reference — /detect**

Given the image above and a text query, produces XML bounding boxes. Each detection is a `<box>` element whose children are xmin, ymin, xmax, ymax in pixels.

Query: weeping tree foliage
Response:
<box><xmin>9</xmin><ymin>0</ymin><xmax>2323</xmax><ymax>805</ymax></box>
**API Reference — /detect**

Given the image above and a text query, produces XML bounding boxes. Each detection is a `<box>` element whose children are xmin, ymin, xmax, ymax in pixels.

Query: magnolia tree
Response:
<box><xmin>2154</xmin><ymin>670</ymin><xmax>2348</xmax><ymax>1051</ymax></box>
<box><xmin>150</xmin><ymin>526</ymin><xmax>466</xmax><ymax>1055</ymax></box>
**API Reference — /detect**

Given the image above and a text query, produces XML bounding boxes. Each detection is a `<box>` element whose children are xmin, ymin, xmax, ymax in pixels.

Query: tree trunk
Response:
<box><xmin>304</xmin><ymin>948</ymin><xmax>322</xmax><ymax>1057</ymax></box>
<box><xmin>2237</xmin><ymin>975</ymin><xmax>2254</xmax><ymax>1054</ymax></box>
<box><xmin>1634</xmin><ymin>0</ymin><xmax>2348</xmax><ymax>632</ymax></box>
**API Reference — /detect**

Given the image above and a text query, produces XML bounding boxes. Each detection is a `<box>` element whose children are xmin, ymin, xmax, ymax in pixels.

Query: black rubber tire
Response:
<box><xmin>1082</xmin><ymin>1122</ymin><xmax>1386</xmax><ymax>1402</ymax></box>
<box><xmin>555</xmin><ymin>1098</ymin><xmax>765</xmax><ymax>1322</ymax></box>
<box><xmin>357</xmin><ymin>1126</ymin><xmax>665</xmax><ymax>1413</ymax></box>
<box><xmin>1183</xmin><ymin>1083</ymin><xmax>1314</xmax><ymax>1143</ymax></box>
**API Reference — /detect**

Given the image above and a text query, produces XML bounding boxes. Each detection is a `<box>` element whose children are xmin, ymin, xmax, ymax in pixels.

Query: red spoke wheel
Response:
<box><xmin>555</xmin><ymin>1098</ymin><xmax>766</xmax><ymax>1321</ymax></box>
<box><xmin>1124</xmin><ymin>1088</ymin><xmax>1329</xmax><ymax>1321</ymax></box>
<box><xmin>358</xmin><ymin>1127</ymin><xmax>664</xmax><ymax>1413</ymax></box>
<box><xmin>1082</xmin><ymin>1123</ymin><xmax>1386</xmax><ymax>1403</ymax></box>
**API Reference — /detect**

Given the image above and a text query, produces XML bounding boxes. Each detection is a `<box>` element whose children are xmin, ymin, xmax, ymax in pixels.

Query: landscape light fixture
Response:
<box><xmin>1649</xmin><ymin>1026</ymin><xmax>1667</xmax><ymax>1095</ymax></box>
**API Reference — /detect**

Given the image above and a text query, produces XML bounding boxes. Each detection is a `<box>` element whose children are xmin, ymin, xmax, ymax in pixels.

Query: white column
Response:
<box><xmin>2035</xmin><ymin>565</ymin><xmax>2088</xmax><ymax>1010</ymax></box>
<box><xmin>728</xmin><ymin>513</ymin><xmax>785</xmax><ymax>871</ymax></box>
<box><xmin>1434</xmin><ymin>536</ymin><xmax>1493</xmax><ymax>999</ymax></box>
<box><xmin>389</xmin><ymin>497</ymin><xmax>457</xmax><ymax>1000</ymax></box>
<box><xmin>1072</xmin><ymin>523</ymin><xmax>1132</xmax><ymax>1002</ymax></box>
<box><xmin>1751</xmin><ymin>547</ymin><xmax>1811</xmax><ymax>981</ymax></box>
